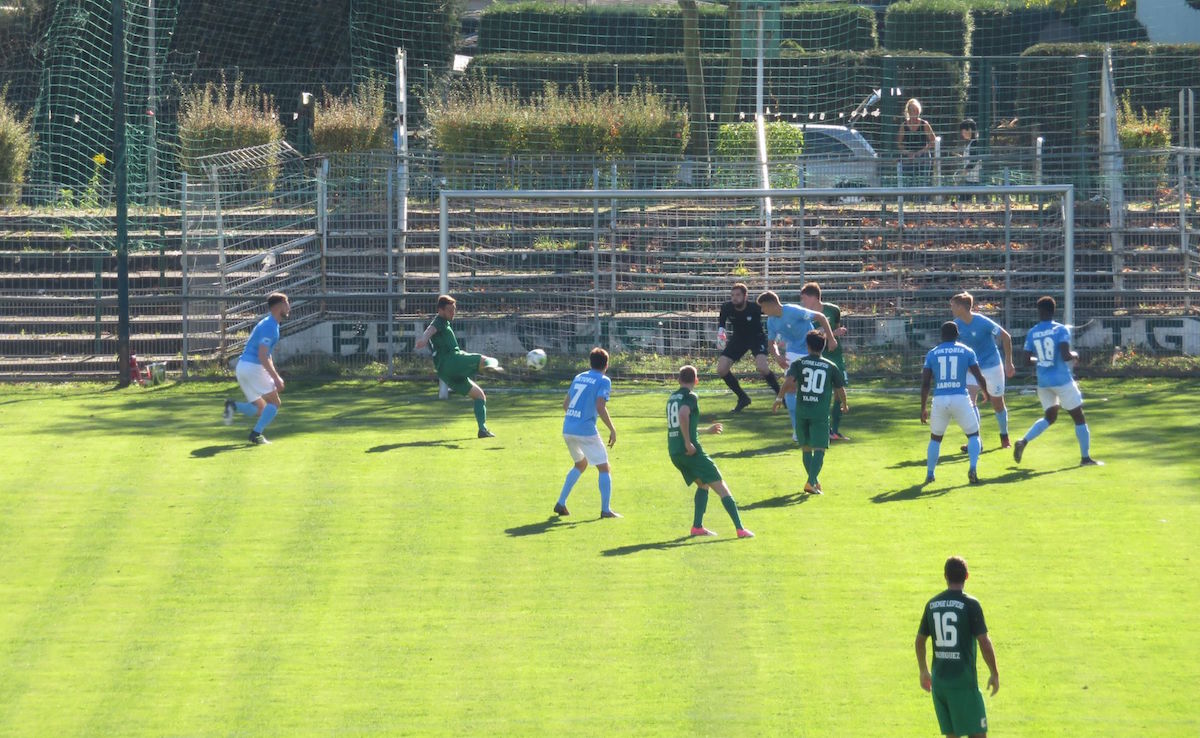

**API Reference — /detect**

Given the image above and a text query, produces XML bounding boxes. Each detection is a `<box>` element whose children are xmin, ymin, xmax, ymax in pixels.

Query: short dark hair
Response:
<box><xmin>756</xmin><ymin>290</ymin><xmax>781</xmax><ymax>307</ymax></box>
<box><xmin>589</xmin><ymin>347</ymin><xmax>609</xmax><ymax>370</ymax></box>
<box><xmin>800</xmin><ymin>282</ymin><xmax>822</xmax><ymax>300</ymax></box>
<box><xmin>436</xmin><ymin>294</ymin><xmax>457</xmax><ymax>310</ymax></box>
<box><xmin>1037</xmin><ymin>295</ymin><xmax>1056</xmax><ymax>319</ymax></box>
<box><xmin>679</xmin><ymin>365</ymin><xmax>698</xmax><ymax>384</ymax></box>
<box><xmin>959</xmin><ymin>118</ymin><xmax>977</xmax><ymax>137</ymax></box>
<box><xmin>805</xmin><ymin>329</ymin><xmax>826</xmax><ymax>353</ymax></box>
<box><xmin>944</xmin><ymin>556</ymin><xmax>968</xmax><ymax>584</ymax></box>
<box><xmin>731</xmin><ymin>282</ymin><xmax>748</xmax><ymax>295</ymax></box>
<box><xmin>941</xmin><ymin>321</ymin><xmax>959</xmax><ymax>342</ymax></box>
<box><xmin>267</xmin><ymin>292</ymin><xmax>288</xmax><ymax>309</ymax></box>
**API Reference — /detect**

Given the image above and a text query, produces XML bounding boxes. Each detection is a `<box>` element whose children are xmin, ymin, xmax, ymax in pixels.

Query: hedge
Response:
<box><xmin>0</xmin><ymin>88</ymin><xmax>33</xmax><ymax>204</ymax></box>
<box><xmin>178</xmin><ymin>78</ymin><xmax>286</xmax><ymax>188</ymax></box>
<box><xmin>715</xmin><ymin>121</ymin><xmax>805</xmax><ymax>187</ymax></box>
<box><xmin>781</xmin><ymin>5</ymin><xmax>877</xmax><ymax>52</ymax></box>
<box><xmin>884</xmin><ymin>0</ymin><xmax>973</xmax><ymax>57</ymax></box>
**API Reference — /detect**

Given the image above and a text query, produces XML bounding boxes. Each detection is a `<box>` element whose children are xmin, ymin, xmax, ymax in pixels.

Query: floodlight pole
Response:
<box><xmin>113</xmin><ymin>0</ymin><xmax>131</xmax><ymax>386</ymax></box>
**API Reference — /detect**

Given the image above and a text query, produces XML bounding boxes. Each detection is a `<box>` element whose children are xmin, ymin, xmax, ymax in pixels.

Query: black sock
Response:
<box><xmin>722</xmin><ymin>372</ymin><xmax>748</xmax><ymax>400</ymax></box>
<box><xmin>764</xmin><ymin>371</ymin><xmax>781</xmax><ymax>394</ymax></box>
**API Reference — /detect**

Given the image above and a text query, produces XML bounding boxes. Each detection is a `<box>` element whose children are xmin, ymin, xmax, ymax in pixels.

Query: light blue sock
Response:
<box><xmin>253</xmin><ymin>403</ymin><xmax>278</xmax><ymax>434</ymax></box>
<box><xmin>598</xmin><ymin>472</ymin><xmax>613</xmax><ymax>513</ymax></box>
<box><xmin>1075</xmin><ymin>423</ymin><xmax>1091</xmax><ymax>458</ymax></box>
<box><xmin>558</xmin><ymin>467</ymin><xmax>582</xmax><ymax>506</ymax></box>
<box><xmin>1024</xmin><ymin>418</ymin><xmax>1051</xmax><ymax>443</ymax></box>
<box><xmin>235</xmin><ymin>401</ymin><xmax>257</xmax><ymax>418</ymax></box>
<box><xmin>785</xmin><ymin>392</ymin><xmax>797</xmax><ymax>434</ymax></box>
<box><xmin>926</xmin><ymin>440</ymin><xmax>941</xmax><ymax>479</ymax></box>
<box><xmin>996</xmin><ymin>409</ymin><xmax>1009</xmax><ymax>436</ymax></box>
<box><xmin>967</xmin><ymin>435</ymin><xmax>981</xmax><ymax>472</ymax></box>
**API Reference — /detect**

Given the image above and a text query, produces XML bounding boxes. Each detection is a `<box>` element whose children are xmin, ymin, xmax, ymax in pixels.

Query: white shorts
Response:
<box><xmin>930</xmin><ymin>394</ymin><xmax>980</xmax><ymax>437</ymax></box>
<box><xmin>563</xmin><ymin>433</ymin><xmax>609</xmax><ymax>465</ymax></box>
<box><xmin>1038</xmin><ymin>381</ymin><xmax>1084</xmax><ymax>412</ymax></box>
<box><xmin>235</xmin><ymin>359</ymin><xmax>276</xmax><ymax>402</ymax></box>
<box><xmin>967</xmin><ymin>363</ymin><xmax>1007</xmax><ymax>398</ymax></box>
<box><xmin>785</xmin><ymin>351</ymin><xmax>802</xmax><ymax>365</ymax></box>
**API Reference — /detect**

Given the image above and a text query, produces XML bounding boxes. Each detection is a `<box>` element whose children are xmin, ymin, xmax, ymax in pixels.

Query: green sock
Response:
<box><xmin>811</xmin><ymin>449</ymin><xmax>826</xmax><ymax>484</ymax></box>
<box><xmin>802</xmin><ymin>450</ymin><xmax>814</xmax><ymax>483</ymax></box>
<box><xmin>473</xmin><ymin>398</ymin><xmax>487</xmax><ymax>430</ymax></box>
<box><xmin>831</xmin><ymin>404</ymin><xmax>842</xmax><ymax>434</ymax></box>
<box><xmin>721</xmin><ymin>496</ymin><xmax>744</xmax><ymax>530</ymax></box>
<box><xmin>693</xmin><ymin>488</ymin><xmax>708</xmax><ymax>528</ymax></box>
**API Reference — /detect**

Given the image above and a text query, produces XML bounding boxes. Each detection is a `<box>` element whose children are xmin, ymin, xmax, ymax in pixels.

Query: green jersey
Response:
<box><xmin>428</xmin><ymin>315</ymin><xmax>461</xmax><ymax>371</ymax></box>
<box><xmin>917</xmin><ymin>589</ymin><xmax>989</xmax><ymax>689</ymax></box>
<box><xmin>822</xmin><ymin>302</ymin><xmax>843</xmax><ymax>364</ymax></box>
<box><xmin>786</xmin><ymin>354</ymin><xmax>845</xmax><ymax>420</ymax></box>
<box><xmin>667</xmin><ymin>386</ymin><xmax>702</xmax><ymax>456</ymax></box>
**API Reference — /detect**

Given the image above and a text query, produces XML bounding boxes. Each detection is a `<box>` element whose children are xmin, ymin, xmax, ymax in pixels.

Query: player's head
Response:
<box><xmin>944</xmin><ymin>556</ymin><xmax>969</xmax><ymax>586</ymax></box>
<box><xmin>1037</xmin><ymin>295</ymin><xmax>1056</xmax><ymax>321</ymax></box>
<box><xmin>678</xmin><ymin>364</ymin><xmax>698</xmax><ymax>388</ymax></box>
<box><xmin>731</xmin><ymin>282</ymin><xmax>748</xmax><ymax>307</ymax></box>
<box><xmin>799</xmin><ymin>282</ymin><xmax>822</xmax><ymax>310</ymax></box>
<box><xmin>436</xmin><ymin>294</ymin><xmax>457</xmax><ymax>319</ymax></box>
<box><xmin>959</xmin><ymin>118</ymin><xmax>977</xmax><ymax>141</ymax></box>
<box><xmin>589</xmin><ymin>347</ymin><xmax>609</xmax><ymax>372</ymax></box>
<box><xmin>949</xmin><ymin>291</ymin><xmax>973</xmax><ymax>319</ymax></box>
<box><xmin>940</xmin><ymin>321</ymin><xmax>959</xmax><ymax>342</ymax></box>
<box><xmin>755</xmin><ymin>290</ymin><xmax>782</xmax><ymax>316</ymax></box>
<box><xmin>267</xmin><ymin>292</ymin><xmax>289</xmax><ymax>319</ymax></box>
<box><xmin>905</xmin><ymin>98</ymin><xmax>922</xmax><ymax>119</ymax></box>
<box><xmin>805</xmin><ymin>329</ymin><xmax>826</xmax><ymax>354</ymax></box>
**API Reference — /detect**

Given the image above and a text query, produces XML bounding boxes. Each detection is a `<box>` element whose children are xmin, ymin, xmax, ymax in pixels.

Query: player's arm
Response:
<box><xmin>968</xmin><ymin>363</ymin><xmax>989</xmax><ymax>401</ymax></box>
<box><xmin>770</xmin><ymin>338</ymin><xmax>788</xmax><ymax>370</ymax></box>
<box><xmin>259</xmin><ymin>343</ymin><xmax>284</xmax><ymax>391</ymax></box>
<box><xmin>835</xmin><ymin>385</ymin><xmax>849</xmax><ymax>413</ymax></box>
<box><xmin>717</xmin><ymin>304</ymin><xmax>730</xmax><ymax>346</ymax></box>
<box><xmin>978</xmin><ymin>633</ymin><xmax>1000</xmax><ymax>695</ymax></box>
<box><xmin>999</xmin><ymin>327</ymin><xmax>1016</xmax><ymax>377</ymax></box>
<box><xmin>596</xmin><ymin>396</ymin><xmax>616</xmax><ymax>448</ymax></box>
<box><xmin>414</xmin><ymin>321</ymin><xmax>438</xmax><ymax>350</ymax></box>
<box><xmin>677</xmin><ymin>404</ymin><xmax>696</xmax><ymax>455</ymax></box>
<box><xmin>914</xmin><ymin>633</ymin><xmax>932</xmax><ymax>692</ymax></box>
<box><xmin>1059</xmin><ymin>339</ymin><xmax>1079</xmax><ymax>364</ymax></box>
<box><xmin>773</xmin><ymin>374</ymin><xmax>797</xmax><ymax>412</ymax></box>
<box><xmin>562</xmin><ymin>391</ymin><xmax>571</xmax><ymax>412</ymax></box>
<box><xmin>920</xmin><ymin>367</ymin><xmax>933</xmax><ymax>423</ymax></box>
<box><xmin>830</xmin><ymin>306</ymin><xmax>848</xmax><ymax>336</ymax></box>
<box><xmin>813</xmin><ymin>312</ymin><xmax>838</xmax><ymax>352</ymax></box>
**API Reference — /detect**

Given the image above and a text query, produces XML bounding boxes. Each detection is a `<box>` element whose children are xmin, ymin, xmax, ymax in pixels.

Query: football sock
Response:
<box><xmin>558</xmin><ymin>467</ymin><xmax>582</xmax><ymax>506</ymax></box>
<box><xmin>802</xmin><ymin>450</ymin><xmax>814</xmax><ymax>482</ymax></box>
<box><xmin>721</xmin><ymin>495</ymin><xmax>745</xmax><ymax>530</ymax></box>
<box><xmin>811</xmin><ymin>450</ymin><xmax>825</xmax><ymax>483</ymax></box>
<box><xmin>253</xmin><ymin>403</ymin><xmax>278</xmax><ymax>434</ymax></box>
<box><xmin>693</xmin><ymin>488</ymin><xmax>709</xmax><ymax>528</ymax></box>
<box><xmin>966</xmin><ymin>435</ymin><xmax>981</xmax><ymax>472</ymax></box>
<box><xmin>473</xmin><ymin>399</ymin><xmax>487</xmax><ymax>430</ymax></box>
<box><xmin>598</xmin><ymin>472</ymin><xmax>613</xmax><ymax>512</ymax></box>
<box><xmin>785</xmin><ymin>392</ymin><xmax>797</xmax><ymax>431</ymax></box>
<box><xmin>722</xmin><ymin>372</ymin><xmax>748</xmax><ymax>401</ymax></box>
<box><xmin>764</xmin><ymin>371</ymin><xmax>781</xmax><ymax>394</ymax></box>
<box><xmin>996</xmin><ymin>409</ymin><xmax>1009</xmax><ymax>436</ymax></box>
<box><xmin>235</xmin><ymin>401</ymin><xmax>257</xmax><ymax>418</ymax></box>
<box><xmin>830</xmin><ymin>402</ymin><xmax>843</xmax><ymax>433</ymax></box>
<box><xmin>1023</xmin><ymin>418</ymin><xmax>1050</xmax><ymax>443</ymax></box>
<box><xmin>926</xmin><ymin>440</ymin><xmax>941</xmax><ymax>478</ymax></box>
<box><xmin>1075</xmin><ymin>423</ymin><xmax>1091</xmax><ymax>457</ymax></box>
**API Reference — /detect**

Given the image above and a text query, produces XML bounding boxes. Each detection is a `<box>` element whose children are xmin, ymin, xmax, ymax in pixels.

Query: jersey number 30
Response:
<box><xmin>800</xmin><ymin>367</ymin><xmax>827</xmax><ymax>394</ymax></box>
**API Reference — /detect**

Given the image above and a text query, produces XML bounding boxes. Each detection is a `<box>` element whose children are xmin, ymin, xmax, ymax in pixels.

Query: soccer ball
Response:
<box><xmin>526</xmin><ymin>348</ymin><xmax>548</xmax><ymax>371</ymax></box>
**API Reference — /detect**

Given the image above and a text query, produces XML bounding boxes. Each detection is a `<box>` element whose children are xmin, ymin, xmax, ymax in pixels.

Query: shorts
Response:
<box><xmin>930</xmin><ymin>394</ymin><xmax>980</xmax><ymax>437</ymax></box>
<box><xmin>967</xmin><ymin>363</ymin><xmax>1006</xmax><ymax>398</ymax></box>
<box><xmin>564</xmin><ymin>433</ymin><xmax>609</xmax><ymax>465</ymax></box>
<box><xmin>931</xmin><ymin>683</ymin><xmax>988</xmax><ymax>737</ymax></box>
<box><xmin>235</xmin><ymin>359</ymin><xmax>276</xmax><ymax>402</ymax></box>
<box><xmin>720</xmin><ymin>336</ymin><xmax>769</xmax><ymax>362</ymax></box>
<box><xmin>670</xmin><ymin>452</ymin><xmax>722</xmax><ymax>486</ymax></box>
<box><xmin>436</xmin><ymin>352</ymin><xmax>482</xmax><ymax>395</ymax></box>
<box><xmin>794</xmin><ymin>416</ymin><xmax>830</xmax><ymax>449</ymax></box>
<box><xmin>1038</xmin><ymin>381</ymin><xmax>1084</xmax><ymax>412</ymax></box>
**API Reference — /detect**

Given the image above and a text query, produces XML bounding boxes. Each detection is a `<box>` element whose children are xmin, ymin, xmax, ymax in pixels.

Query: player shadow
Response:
<box><xmin>710</xmin><ymin>441</ymin><xmax>797</xmax><ymax>459</ymax></box>
<box><xmin>504</xmin><ymin>516</ymin><xmax>600</xmax><ymax>537</ymax></box>
<box><xmin>872</xmin><ymin>465</ymin><xmax>1072</xmax><ymax>503</ymax></box>
<box><xmin>365</xmin><ymin>439</ymin><xmax>467</xmax><ymax>453</ymax></box>
<box><xmin>741</xmin><ymin>492</ymin><xmax>814</xmax><ymax>510</ymax></box>
<box><xmin>600</xmin><ymin>536</ymin><xmax>734</xmax><ymax>557</ymax></box>
<box><xmin>190</xmin><ymin>444</ymin><xmax>251</xmax><ymax>458</ymax></box>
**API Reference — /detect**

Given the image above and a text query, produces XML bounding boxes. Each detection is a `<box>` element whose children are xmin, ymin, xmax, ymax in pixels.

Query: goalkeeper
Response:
<box><xmin>715</xmin><ymin>282</ymin><xmax>782</xmax><ymax>413</ymax></box>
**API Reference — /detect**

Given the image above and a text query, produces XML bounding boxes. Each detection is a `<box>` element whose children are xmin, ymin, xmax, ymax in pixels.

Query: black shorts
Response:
<box><xmin>720</xmin><ymin>336</ymin><xmax>768</xmax><ymax>362</ymax></box>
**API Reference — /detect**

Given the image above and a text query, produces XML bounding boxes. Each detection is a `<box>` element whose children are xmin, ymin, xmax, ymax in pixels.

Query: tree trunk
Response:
<box><xmin>678</xmin><ymin>0</ymin><xmax>710</xmax><ymax>160</ymax></box>
<box><xmin>720</xmin><ymin>0</ymin><xmax>743</xmax><ymax>123</ymax></box>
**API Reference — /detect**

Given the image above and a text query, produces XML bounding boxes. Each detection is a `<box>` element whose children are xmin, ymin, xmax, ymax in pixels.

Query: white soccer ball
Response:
<box><xmin>526</xmin><ymin>348</ymin><xmax>548</xmax><ymax>371</ymax></box>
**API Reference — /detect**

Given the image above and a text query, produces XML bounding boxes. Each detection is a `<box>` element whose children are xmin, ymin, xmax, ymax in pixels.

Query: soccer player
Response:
<box><xmin>223</xmin><ymin>292</ymin><xmax>289</xmax><ymax>445</ymax></box>
<box><xmin>1013</xmin><ymin>296</ymin><xmax>1103</xmax><ymax>467</ymax></box>
<box><xmin>554</xmin><ymin>347</ymin><xmax>620</xmax><ymax>519</ymax></box>
<box><xmin>414</xmin><ymin>295</ymin><xmax>504</xmax><ymax>438</ymax></box>
<box><xmin>756</xmin><ymin>290</ymin><xmax>838</xmax><ymax>441</ymax></box>
<box><xmin>950</xmin><ymin>292</ymin><xmax>1017</xmax><ymax>450</ymax></box>
<box><xmin>799</xmin><ymin>282</ymin><xmax>852</xmax><ymax>441</ymax></box>
<box><xmin>915</xmin><ymin>556</ymin><xmax>1000</xmax><ymax>738</ymax></box>
<box><xmin>772</xmin><ymin>330</ymin><xmax>848</xmax><ymax>495</ymax></box>
<box><xmin>920</xmin><ymin>322</ymin><xmax>990</xmax><ymax>485</ymax></box>
<box><xmin>716</xmin><ymin>282</ymin><xmax>782</xmax><ymax>412</ymax></box>
<box><xmin>667</xmin><ymin>365</ymin><xmax>754</xmax><ymax>539</ymax></box>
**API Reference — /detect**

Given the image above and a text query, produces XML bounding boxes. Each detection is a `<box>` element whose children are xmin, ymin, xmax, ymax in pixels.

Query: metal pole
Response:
<box><xmin>593</xmin><ymin>168</ymin><xmax>601</xmax><ymax>344</ymax></box>
<box><xmin>1064</xmin><ymin>189</ymin><xmax>1075</xmax><ymax>327</ymax></box>
<box><xmin>397</xmin><ymin>48</ymin><xmax>409</xmax><ymax>314</ymax></box>
<box><xmin>797</xmin><ymin>164</ymin><xmax>806</xmax><ymax>285</ymax></box>
<box><xmin>386</xmin><ymin>168</ymin><xmax>395</xmax><ymax>377</ymax></box>
<box><xmin>756</xmin><ymin>8</ymin><xmax>764</xmax><ymax>121</ymax></box>
<box><xmin>1180</xmin><ymin>151</ymin><xmax>1187</xmax><ymax>255</ymax></box>
<box><xmin>610</xmin><ymin>164</ymin><xmax>617</xmax><ymax>315</ymax></box>
<box><xmin>438</xmin><ymin>191</ymin><xmax>449</xmax><ymax>294</ymax></box>
<box><xmin>212</xmin><ymin>164</ymin><xmax>227</xmax><ymax>362</ymax></box>
<box><xmin>933</xmin><ymin>135</ymin><xmax>942</xmax><ymax>189</ymax></box>
<box><xmin>180</xmin><ymin>171</ymin><xmax>189</xmax><ymax>379</ymax></box>
<box><xmin>318</xmin><ymin>158</ymin><xmax>328</xmax><ymax>319</ymax></box>
<box><xmin>1035</xmin><ymin>136</ymin><xmax>1044</xmax><ymax>185</ymax></box>
<box><xmin>1003</xmin><ymin>169</ymin><xmax>1012</xmax><ymax>329</ymax></box>
<box><xmin>112</xmin><ymin>0</ymin><xmax>131</xmax><ymax>385</ymax></box>
<box><xmin>147</xmin><ymin>0</ymin><xmax>157</xmax><ymax>207</ymax></box>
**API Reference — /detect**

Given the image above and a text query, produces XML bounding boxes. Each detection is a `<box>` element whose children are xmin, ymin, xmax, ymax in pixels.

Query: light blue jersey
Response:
<box><xmin>923</xmin><ymin>341</ymin><xmax>979</xmax><ymax>396</ymax></box>
<box><xmin>562</xmin><ymin>369</ymin><xmax>611</xmax><ymax>436</ymax></box>
<box><xmin>1025</xmin><ymin>320</ymin><xmax>1074</xmax><ymax>387</ymax></box>
<box><xmin>767</xmin><ymin>304</ymin><xmax>820</xmax><ymax>355</ymax></box>
<box><xmin>240</xmin><ymin>314</ymin><xmax>280</xmax><ymax>365</ymax></box>
<box><xmin>954</xmin><ymin>312</ymin><xmax>1003</xmax><ymax>369</ymax></box>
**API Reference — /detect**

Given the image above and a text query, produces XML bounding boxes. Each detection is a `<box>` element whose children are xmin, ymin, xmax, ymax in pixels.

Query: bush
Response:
<box><xmin>1117</xmin><ymin>91</ymin><xmax>1171</xmax><ymax>194</ymax></box>
<box><xmin>968</xmin><ymin>0</ymin><xmax>1056</xmax><ymax>57</ymax></box>
<box><xmin>780</xmin><ymin>5</ymin><xmax>878</xmax><ymax>52</ymax></box>
<box><xmin>0</xmin><ymin>87</ymin><xmax>33</xmax><ymax>205</ymax></box>
<box><xmin>715</xmin><ymin>122</ymin><xmax>804</xmax><ymax>187</ymax></box>
<box><xmin>314</xmin><ymin>76</ymin><xmax>390</xmax><ymax>154</ymax></box>
<box><xmin>884</xmin><ymin>0</ymin><xmax>973</xmax><ymax>57</ymax></box>
<box><xmin>178</xmin><ymin>77</ymin><xmax>285</xmax><ymax>187</ymax></box>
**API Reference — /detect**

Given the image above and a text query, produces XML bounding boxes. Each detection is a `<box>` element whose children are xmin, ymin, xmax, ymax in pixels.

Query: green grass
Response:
<box><xmin>1</xmin><ymin>378</ymin><xmax>1197</xmax><ymax>736</ymax></box>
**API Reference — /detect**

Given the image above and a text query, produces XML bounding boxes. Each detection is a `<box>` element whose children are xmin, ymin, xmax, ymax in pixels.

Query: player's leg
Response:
<box><xmin>945</xmin><ymin>685</ymin><xmax>988</xmax><ymax>738</ymax></box>
<box><xmin>753</xmin><ymin>348</ymin><xmax>782</xmax><ymax>395</ymax></box>
<box><xmin>708</xmin><ymin>478</ymin><xmax>753</xmax><ymax>538</ymax></box>
<box><xmin>829</xmin><ymin>366</ymin><xmax>849</xmax><ymax>441</ymax></box>
<box><xmin>955</xmin><ymin>395</ymin><xmax>982</xmax><ymax>483</ymax></box>
<box><xmin>690</xmin><ymin>481</ymin><xmax>714</xmax><ymax>535</ymax></box>
<box><xmin>927</xmin><ymin>398</ymin><xmax>952</xmax><ymax>482</ymax></box>
<box><xmin>556</xmin><ymin>435</ymin><xmax>589</xmax><ymax>515</ymax></box>
<box><xmin>808</xmin><ymin>419</ymin><xmax>830</xmax><ymax>492</ymax></box>
<box><xmin>249</xmin><ymin>390</ymin><xmax>281</xmax><ymax>444</ymax></box>
<box><xmin>717</xmin><ymin>352</ymin><xmax>751</xmax><ymax>411</ymax></box>
<box><xmin>783</xmin><ymin>352</ymin><xmax>800</xmax><ymax>441</ymax></box>
<box><xmin>800</xmin><ymin>443</ymin><xmax>815</xmax><ymax>493</ymax></box>
<box><xmin>960</xmin><ymin>378</ymin><xmax>983</xmax><ymax>453</ymax></box>
<box><xmin>232</xmin><ymin>360</ymin><xmax>271</xmax><ymax>427</ymax></box>
<box><xmin>984</xmin><ymin>364</ymin><xmax>1010</xmax><ymax>447</ymax></box>
<box><xmin>1063</xmin><ymin>383</ymin><xmax>1101</xmax><ymax>465</ymax></box>
<box><xmin>930</xmin><ymin>685</ymin><xmax>957</xmax><ymax>738</ymax></box>
<box><xmin>467</xmin><ymin>380</ymin><xmax>494</xmax><ymax>438</ymax></box>
<box><xmin>1014</xmin><ymin>388</ymin><xmax>1058</xmax><ymax>463</ymax></box>
<box><xmin>596</xmin><ymin>462</ymin><xmax>619</xmax><ymax>517</ymax></box>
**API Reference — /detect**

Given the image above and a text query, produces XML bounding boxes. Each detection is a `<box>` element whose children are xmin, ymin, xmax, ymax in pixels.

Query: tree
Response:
<box><xmin>678</xmin><ymin>0</ymin><xmax>710</xmax><ymax>159</ymax></box>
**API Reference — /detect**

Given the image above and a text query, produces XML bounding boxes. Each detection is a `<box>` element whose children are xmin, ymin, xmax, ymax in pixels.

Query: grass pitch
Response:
<box><xmin>1</xmin><ymin>378</ymin><xmax>1197</xmax><ymax>737</ymax></box>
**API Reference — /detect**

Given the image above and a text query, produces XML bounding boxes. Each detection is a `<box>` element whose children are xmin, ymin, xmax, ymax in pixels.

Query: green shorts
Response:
<box><xmin>931</xmin><ymin>683</ymin><xmax>987</xmax><ymax>737</ymax></box>
<box><xmin>794</xmin><ymin>416</ymin><xmax>830</xmax><ymax>449</ymax></box>
<box><xmin>670</xmin><ymin>452</ymin><xmax>722</xmax><ymax>486</ymax></box>
<box><xmin>436</xmin><ymin>352</ymin><xmax>482</xmax><ymax>395</ymax></box>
